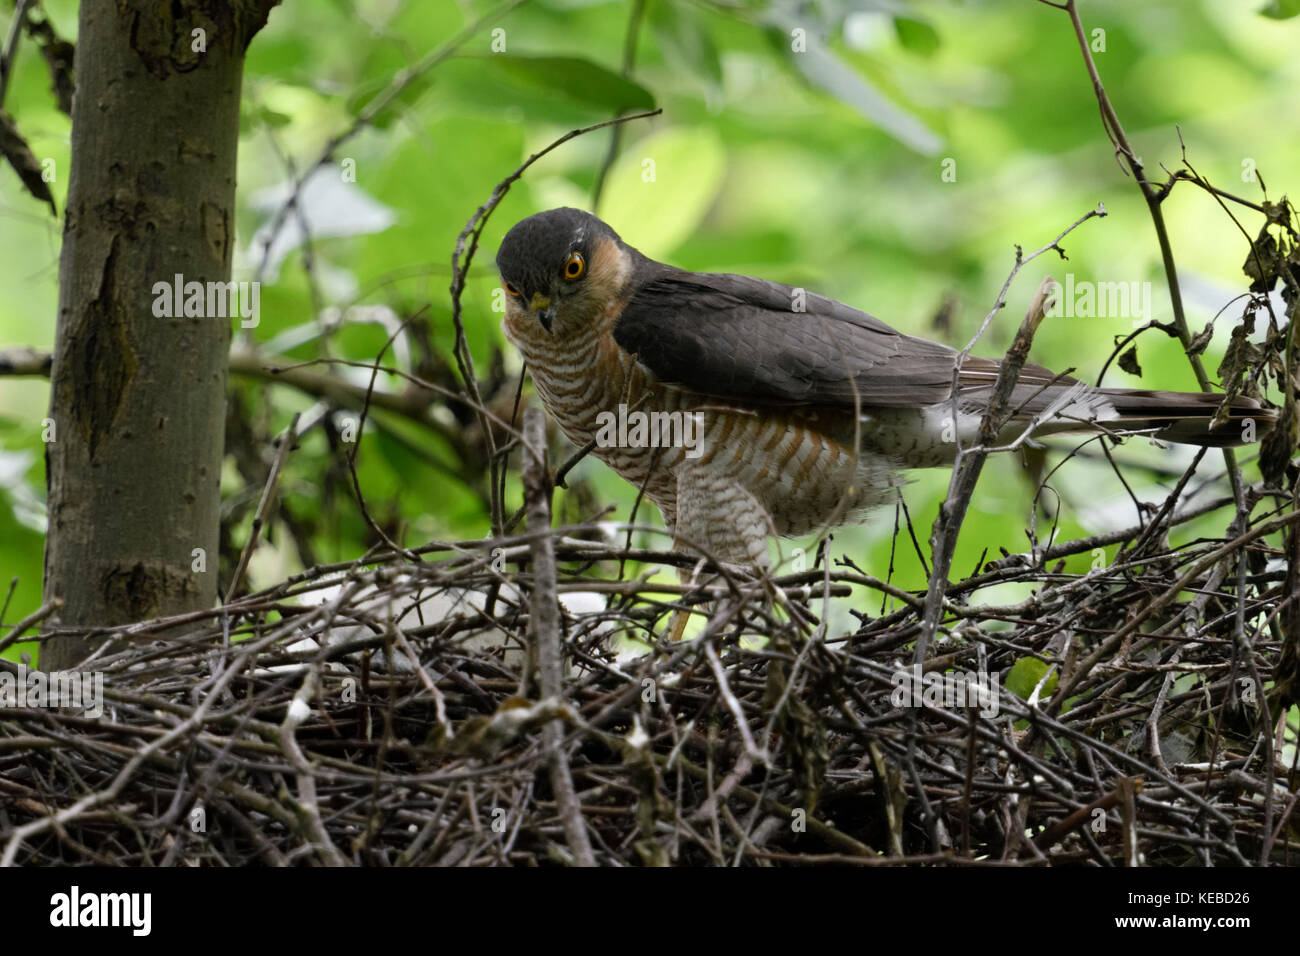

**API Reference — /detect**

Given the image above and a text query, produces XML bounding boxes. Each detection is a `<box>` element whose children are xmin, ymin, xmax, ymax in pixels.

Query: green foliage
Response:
<box><xmin>597</xmin><ymin>127</ymin><xmax>726</xmax><ymax>257</ymax></box>
<box><xmin>1006</xmin><ymin>656</ymin><xmax>1059</xmax><ymax>701</ymax></box>
<box><xmin>1260</xmin><ymin>0</ymin><xmax>1300</xmax><ymax>20</ymax></box>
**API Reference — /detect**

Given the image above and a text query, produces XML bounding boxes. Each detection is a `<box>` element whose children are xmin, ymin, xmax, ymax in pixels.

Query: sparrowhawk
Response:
<box><xmin>497</xmin><ymin>207</ymin><xmax>1275</xmax><ymax>574</ymax></box>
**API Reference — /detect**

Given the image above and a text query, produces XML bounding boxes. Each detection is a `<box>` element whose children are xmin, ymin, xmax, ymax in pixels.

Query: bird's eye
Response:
<box><xmin>562</xmin><ymin>252</ymin><xmax>585</xmax><ymax>280</ymax></box>
<box><xmin>504</xmin><ymin>281</ymin><xmax>521</xmax><ymax>297</ymax></box>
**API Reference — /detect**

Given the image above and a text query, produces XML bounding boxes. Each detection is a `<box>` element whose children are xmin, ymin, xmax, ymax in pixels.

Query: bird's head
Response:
<box><xmin>496</xmin><ymin>207</ymin><xmax>633</xmax><ymax>335</ymax></box>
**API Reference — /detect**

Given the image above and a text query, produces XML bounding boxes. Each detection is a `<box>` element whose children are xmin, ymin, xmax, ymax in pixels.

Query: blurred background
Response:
<box><xmin>2</xmin><ymin>0</ymin><xmax>1296</xmax><ymax>658</ymax></box>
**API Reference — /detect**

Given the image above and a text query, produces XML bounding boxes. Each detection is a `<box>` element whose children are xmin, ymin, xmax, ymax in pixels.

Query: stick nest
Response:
<box><xmin>3</xmin><ymin>504</ymin><xmax>1298</xmax><ymax>867</ymax></box>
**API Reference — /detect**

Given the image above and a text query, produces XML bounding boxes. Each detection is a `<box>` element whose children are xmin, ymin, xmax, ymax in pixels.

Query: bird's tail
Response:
<box><xmin>1021</xmin><ymin>383</ymin><xmax>1276</xmax><ymax>448</ymax></box>
<box><xmin>1099</xmin><ymin>388</ymin><xmax>1275</xmax><ymax>446</ymax></box>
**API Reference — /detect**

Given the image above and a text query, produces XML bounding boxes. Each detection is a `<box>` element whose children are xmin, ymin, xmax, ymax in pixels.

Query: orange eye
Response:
<box><xmin>504</xmin><ymin>281</ymin><xmax>521</xmax><ymax>297</ymax></box>
<box><xmin>563</xmin><ymin>252</ymin><xmax>585</xmax><ymax>280</ymax></box>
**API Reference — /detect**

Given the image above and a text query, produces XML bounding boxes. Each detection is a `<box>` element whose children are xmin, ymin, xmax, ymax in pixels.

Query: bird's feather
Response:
<box><xmin>614</xmin><ymin>265</ymin><xmax>1075</xmax><ymax>412</ymax></box>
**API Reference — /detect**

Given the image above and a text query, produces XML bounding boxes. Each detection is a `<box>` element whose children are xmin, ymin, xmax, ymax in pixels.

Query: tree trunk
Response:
<box><xmin>41</xmin><ymin>1</ymin><xmax>277</xmax><ymax>669</ymax></box>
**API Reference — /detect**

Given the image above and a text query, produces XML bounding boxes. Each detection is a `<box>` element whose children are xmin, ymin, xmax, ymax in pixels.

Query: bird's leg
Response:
<box><xmin>666</xmin><ymin>558</ymin><xmax>766</xmax><ymax>643</ymax></box>
<box><xmin>667</xmin><ymin>471</ymin><xmax>774</xmax><ymax>641</ymax></box>
<box><xmin>666</xmin><ymin>558</ymin><xmax>705</xmax><ymax>642</ymax></box>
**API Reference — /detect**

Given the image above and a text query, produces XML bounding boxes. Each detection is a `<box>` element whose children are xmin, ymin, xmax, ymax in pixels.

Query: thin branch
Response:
<box><xmin>523</xmin><ymin>407</ymin><xmax>595</xmax><ymax>866</ymax></box>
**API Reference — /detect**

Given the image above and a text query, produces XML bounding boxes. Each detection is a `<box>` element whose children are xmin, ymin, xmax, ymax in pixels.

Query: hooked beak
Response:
<box><xmin>529</xmin><ymin>292</ymin><xmax>555</xmax><ymax>333</ymax></box>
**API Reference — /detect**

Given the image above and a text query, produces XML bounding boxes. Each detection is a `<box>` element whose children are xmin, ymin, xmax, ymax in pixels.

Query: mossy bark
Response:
<box><xmin>42</xmin><ymin>1</ymin><xmax>278</xmax><ymax>669</ymax></box>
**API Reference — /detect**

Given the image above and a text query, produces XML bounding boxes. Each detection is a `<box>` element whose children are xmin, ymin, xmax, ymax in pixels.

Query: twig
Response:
<box><xmin>0</xmin><ymin>597</ymin><xmax>61</xmax><ymax>656</ymax></box>
<box><xmin>522</xmin><ymin>407</ymin><xmax>595</xmax><ymax>866</ymax></box>
<box><xmin>917</xmin><ymin>270</ymin><xmax>1071</xmax><ymax>665</ymax></box>
<box><xmin>225</xmin><ymin>413</ymin><xmax>301</xmax><ymax>601</ymax></box>
<box><xmin>277</xmin><ymin>666</ymin><xmax>350</xmax><ymax>866</ymax></box>
<box><xmin>591</xmin><ymin>0</ymin><xmax>647</xmax><ymax>211</ymax></box>
<box><xmin>0</xmin><ymin>0</ymin><xmax>32</xmax><ymax>108</ymax></box>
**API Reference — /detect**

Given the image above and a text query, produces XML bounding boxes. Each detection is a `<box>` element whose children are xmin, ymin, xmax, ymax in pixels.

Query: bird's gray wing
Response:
<box><xmin>613</xmin><ymin>267</ymin><xmax>1075</xmax><ymax>410</ymax></box>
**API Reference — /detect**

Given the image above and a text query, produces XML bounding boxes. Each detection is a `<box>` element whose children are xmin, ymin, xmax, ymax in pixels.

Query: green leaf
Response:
<box><xmin>346</xmin><ymin>73</ymin><xmax>435</xmax><ymax>129</ymax></box>
<box><xmin>491</xmin><ymin>56</ymin><xmax>655</xmax><ymax>113</ymax></box>
<box><xmin>1260</xmin><ymin>0</ymin><xmax>1300</xmax><ymax>20</ymax></box>
<box><xmin>239</xmin><ymin>103</ymin><xmax>292</xmax><ymax>134</ymax></box>
<box><xmin>651</xmin><ymin>2</ymin><xmax>724</xmax><ymax>92</ymax></box>
<box><xmin>780</xmin><ymin>31</ymin><xmax>942</xmax><ymax>154</ymax></box>
<box><xmin>596</xmin><ymin>126</ymin><xmax>725</xmax><ymax>260</ymax></box>
<box><xmin>1117</xmin><ymin>345</ymin><xmax>1142</xmax><ymax>377</ymax></box>
<box><xmin>894</xmin><ymin>17</ymin><xmax>940</xmax><ymax>57</ymax></box>
<box><xmin>1006</xmin><ymin>657</ymin><xmax>1058</xmax><ymax>701</ymax></box>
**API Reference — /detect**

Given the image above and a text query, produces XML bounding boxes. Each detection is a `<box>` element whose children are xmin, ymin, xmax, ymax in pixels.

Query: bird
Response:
<box><xmin>496</xmin><ymin>207</ymin><xmax>1276</xmax><ymax>590</ymax></box>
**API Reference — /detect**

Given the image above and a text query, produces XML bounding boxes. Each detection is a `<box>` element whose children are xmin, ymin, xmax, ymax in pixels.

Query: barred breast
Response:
<box><xmin>503</xmin><ymin>311</ymin><xmax>683</xmax><ymax>521</ymax></box>
<box><xmin>504</xmin><ymin>311</ymin><xmax>899</xmax><ymax>542</ymax></box>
